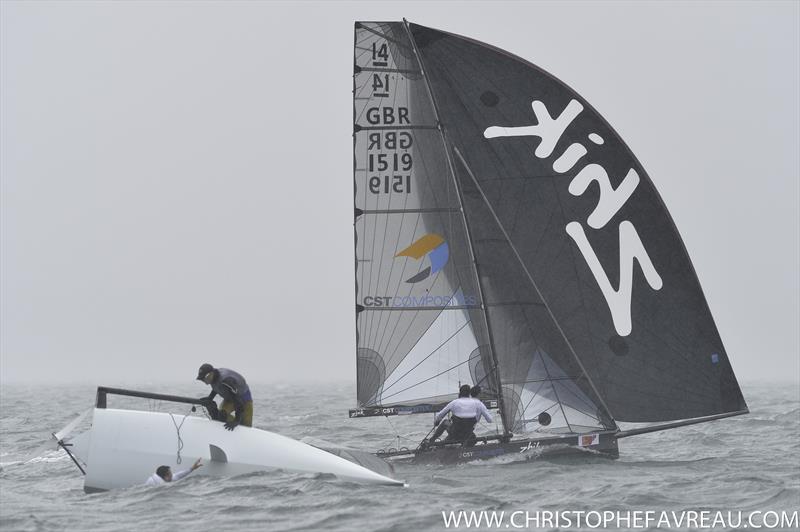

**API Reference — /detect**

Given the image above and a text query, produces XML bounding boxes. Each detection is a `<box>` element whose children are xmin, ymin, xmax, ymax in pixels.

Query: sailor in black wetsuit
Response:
<box><xmin>197</xmin><ymin>363</ymin><xmax>253</xmax><ymax>431</ymax></box>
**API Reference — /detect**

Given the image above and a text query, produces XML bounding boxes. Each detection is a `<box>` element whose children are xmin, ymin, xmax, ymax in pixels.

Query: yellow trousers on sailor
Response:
<box><xmin>219</xmin><ymin>400</ymin><xmax>253</xmax><ymax>427</ymax></box>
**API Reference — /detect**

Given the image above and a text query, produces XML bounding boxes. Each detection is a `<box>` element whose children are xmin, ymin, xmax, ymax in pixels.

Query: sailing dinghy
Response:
<box><xmin>57</xmin><ymin>387</ymin><xmax>403</xmax><ymax>492</ymax></box>
<box><xmin>351</xmin><ymin>21</ymin><xmax>748</xmax><ymax>464</ymax></box>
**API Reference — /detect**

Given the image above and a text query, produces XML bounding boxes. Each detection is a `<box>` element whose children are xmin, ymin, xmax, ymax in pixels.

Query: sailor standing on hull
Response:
<box><xmin>197</xmin><ymin>363</ymin><xmax>253</xmax><ymax>430</ymax></box>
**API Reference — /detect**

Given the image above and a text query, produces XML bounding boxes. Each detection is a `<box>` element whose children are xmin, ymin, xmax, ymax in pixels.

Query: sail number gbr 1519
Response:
<box><xmin>366</xmin><ymin>130</ymin><xmax>414</xmax><ymax>195</ymax></box>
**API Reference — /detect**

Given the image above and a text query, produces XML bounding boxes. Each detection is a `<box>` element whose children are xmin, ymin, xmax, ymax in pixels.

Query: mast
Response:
<box><xmin>402</xmin><ymin>19</ymin><xmax>511</xmax><ymax>437</ymax></box>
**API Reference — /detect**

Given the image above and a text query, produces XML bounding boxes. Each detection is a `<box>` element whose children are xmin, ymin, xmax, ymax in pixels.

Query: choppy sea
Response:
<box><xmin>0</xmin><ymin>381</ymin><xmax>798</xmax><ymax>532</ymax></box>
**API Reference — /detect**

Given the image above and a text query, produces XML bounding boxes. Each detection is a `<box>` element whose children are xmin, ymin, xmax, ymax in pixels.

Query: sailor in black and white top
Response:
<box><xmin>430</xmin><ymin>384</ymin><xmax>493</xmax><ymax>444</ymax></box>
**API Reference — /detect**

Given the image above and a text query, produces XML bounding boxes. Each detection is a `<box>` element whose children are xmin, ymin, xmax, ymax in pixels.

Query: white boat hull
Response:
<box><xmin>67</xmin><ymin>408</ymin><xmax>403</xmax><ymax>491</ymax></box>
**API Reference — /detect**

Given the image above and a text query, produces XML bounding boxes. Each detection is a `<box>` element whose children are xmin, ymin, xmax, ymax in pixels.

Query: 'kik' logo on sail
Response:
<box><xmin>395</xmin><ymin>233</ymin><xmax>449</xmax><ymax>283</ymax></box>
<box><xmin>484</xmin><ymin>99</ymin><xmax>663</xmax><ymax>337</ymax></box>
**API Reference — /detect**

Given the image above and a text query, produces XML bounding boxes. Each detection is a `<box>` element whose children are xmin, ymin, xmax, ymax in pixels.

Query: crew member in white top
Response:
<box><xmin>145</xmin><ymin>458</ymin><xmax>203</xmax><ymax>486</ymax></box>
<box><xmin>427</xmin><ymin>384</ymin><xmax>493</xmax><ymax>446</ymax></box>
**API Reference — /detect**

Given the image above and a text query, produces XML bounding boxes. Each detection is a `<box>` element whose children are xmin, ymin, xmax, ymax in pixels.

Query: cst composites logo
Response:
<box><xmin>361</xmin><ymin>233</ymin><xmax>477</xmax><ymax>308</ymax></box>
<box><xmin>395</xmin><ymin>233</ymin><xmax>449</xmax><ymax>283</ymax></box>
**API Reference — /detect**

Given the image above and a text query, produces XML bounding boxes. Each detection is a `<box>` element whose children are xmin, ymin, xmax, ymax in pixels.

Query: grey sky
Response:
<box><xmin>1</xmin><ymin>1</ymin><xmax>798</xmax><ymax>387</ymax></box>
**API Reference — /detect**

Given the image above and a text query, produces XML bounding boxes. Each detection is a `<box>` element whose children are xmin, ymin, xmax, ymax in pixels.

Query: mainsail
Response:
<box><xmin>352</xmin><ymin>21</ymin><xmax>747</xmax><ymax>436</ymax></box>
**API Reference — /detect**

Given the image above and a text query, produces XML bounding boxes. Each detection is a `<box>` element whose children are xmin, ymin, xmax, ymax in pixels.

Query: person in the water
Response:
<box><xmin>197</xmin><ymin>363</ymin><xmax>253</xmax><ymax>430</ymax></box>
<box><xmin>145</xmin><ymin>458</ymin><xmax>202</xmax><ymax>486</ymax></box>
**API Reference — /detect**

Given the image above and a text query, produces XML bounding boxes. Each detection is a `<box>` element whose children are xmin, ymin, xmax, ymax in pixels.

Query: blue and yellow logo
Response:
<box><xmin>395</xmin><ymin>233</ymin><xmax>449</xmax><ymax>283</ymax></box>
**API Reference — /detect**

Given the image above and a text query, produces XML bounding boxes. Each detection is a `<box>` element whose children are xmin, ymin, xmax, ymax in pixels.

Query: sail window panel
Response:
<box><xmin>354</xmin><ymin>129</ymin><xmax>456</xmax><ymax>212</ymax></box>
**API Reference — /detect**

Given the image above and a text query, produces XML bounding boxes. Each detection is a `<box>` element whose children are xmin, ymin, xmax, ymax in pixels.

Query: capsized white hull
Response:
<box><xmin>66</xmin><ymin>408</ymin><xmax>403</xmax><ymax>491</ymax></box>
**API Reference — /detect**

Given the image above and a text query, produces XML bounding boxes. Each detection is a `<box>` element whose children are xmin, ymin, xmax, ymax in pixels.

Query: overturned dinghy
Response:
<box><xmin>59</xmin><ymin>387</ymin><xmax>403</xmax><ymax>492</ymax></box>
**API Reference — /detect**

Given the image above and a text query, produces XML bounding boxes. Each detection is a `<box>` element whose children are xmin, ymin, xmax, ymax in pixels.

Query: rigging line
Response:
<box><xmin>380</xmin><ymin>318</ymin><xmax>472</xmax><ymax>395</ymax></box>
<box><xmin>473</xmin><ymin>363</ymin><xmax>498</xmax><ymax>389</ymax></box>
<box><xmin>379</xmin><ymin>353</ymin><xmax>482</xmax><ymax>402</ymax></box>
<box><xmin>168</xmin><ymin>409</ymin><xmax>191</xmax><ymax>465</ymax></box>
<box><xmin>383</xmin><ymin>415</ymin><xmax>418</xmax><ymax>443</ymax></box>
<box><xmin>452</xmin><ymin>146</ymin><xmax>618</xmax><ymax>426</ymax></box>
<box><xmin>502</xmin><ymin>375</ymin><xmax>591</xmax><ymax>385</ymax></box>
